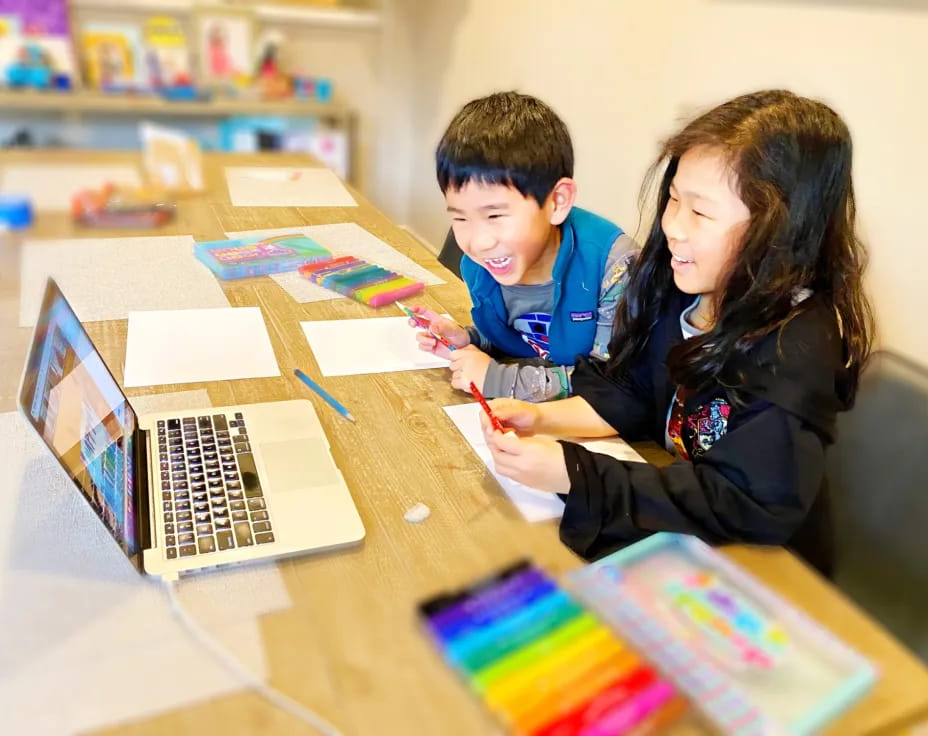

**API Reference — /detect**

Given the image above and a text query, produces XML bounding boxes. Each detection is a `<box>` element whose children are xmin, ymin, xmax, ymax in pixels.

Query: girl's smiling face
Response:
<box><xmin>662</xmin><ymin>145</ymin><xmax>751</xmax><ymax>310</ymax></box>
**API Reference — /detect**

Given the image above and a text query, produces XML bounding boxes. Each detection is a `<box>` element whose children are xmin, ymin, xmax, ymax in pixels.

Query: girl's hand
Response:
<box><xmin>449</xmin><ymin>346</ymin><xmax>491</xmax><ymax>392</ymax></box>
<box><xmin>479</xmin><ymin>399</ymin><xmax>543</xmax><ymax>436</ymax></box>
<box><xmin>485</xmin><ymin>431</ymin><xmax>570</xmax><ymax>494</ymax></box>
<box><xmin>407</xmin><ymin>305</ymin><xmax>470</xmax><ymax>359</ymax></box>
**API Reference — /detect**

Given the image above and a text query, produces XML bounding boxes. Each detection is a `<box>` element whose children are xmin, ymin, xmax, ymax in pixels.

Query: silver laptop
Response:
<box><xmin>18</xmin><ymin>278</ymin><xmax>365</xmax><ymax>580</ymax></box>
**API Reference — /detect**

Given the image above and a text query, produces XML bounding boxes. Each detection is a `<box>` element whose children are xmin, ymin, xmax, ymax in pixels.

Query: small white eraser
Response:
<box><xmin>404</xmin><ymin>502</ymin><xmax>431</xmax><ymax>523</ymax></box>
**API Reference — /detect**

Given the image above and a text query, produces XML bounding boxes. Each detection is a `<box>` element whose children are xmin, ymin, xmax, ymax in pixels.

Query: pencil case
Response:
<box><xmin>195</xmin><ymin>233</ymin><xmax>331</xmax><ymax>280</ymax></box>
<box><xmin>565</xmin><ymin>533</ymin><xmax>878</xmax><ymax>735</ymax></box>
<box><xmin>298</xmin><ymin>255</ymin><xmax>425</xmax><ymax>307</ymax></box>
<box><xmin>418</xmin><ymin>560</ymin><xmax>689</xmax><ymax>735</ymax></box>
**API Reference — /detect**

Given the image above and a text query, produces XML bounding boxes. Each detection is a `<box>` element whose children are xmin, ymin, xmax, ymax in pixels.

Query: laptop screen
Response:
<box><xmin>18</xmin><ymin>280</ymin><xmax>139</xmax><ymax>563</ymax></box>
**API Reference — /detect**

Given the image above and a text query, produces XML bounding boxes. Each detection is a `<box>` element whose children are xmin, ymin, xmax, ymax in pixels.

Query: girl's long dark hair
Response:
<box><xmin>608</xmin><ymin>90</ymin><xmax>873</xmax><ymax>400</ymax></box>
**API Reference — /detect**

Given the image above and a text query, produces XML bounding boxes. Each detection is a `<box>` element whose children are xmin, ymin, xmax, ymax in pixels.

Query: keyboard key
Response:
<box><xmin>198</xmin><ymin>536</ymin><xmax>216</xmax><ymax>554</ymax></box>
<box><xmin>196</xmin><ymin>523</ymin><xmax>213</xmax><ymax>536</ymax></box>
<box><xmin>167</xmin><ymin>547</ymin><xmax>177</xmax><ymax>559</ymax></box>
<box><xmin>247</xmin><ymin>498</ymin><xmax>266</xmax><ymax>511</ymax></box>
<box><xmin>250</xmin><ymin>510</ymin><xmax>268</xmax><ymax>522</ymax></box>
<box><xmin>178</xmin><ymin>521</ymin><xmax>194</xmax><ymax>533</ymax></box>
<box><xmin>217</xmin><ymin>531</ymin><xmax>235</xmax><ymax>550</ymax></box>
<box><xmin>212</xmin><ymin>414</ymin><xmax>228</xmax><ymax>431</ymax></box>
<box><xmin>230</xmin><ymin>500</ymin><xmax>246</xmax><ymax>511</ymax></box>
<box><xmin>176</xmin><ymin>511</ymin><xmax>192</xmax><ymax>522</ymax></box>
<box><xmin>179</xmin><ymin>545</ymin><xmax>197</xmax><ymax>557</ymax></box>
<box><xmin>215</xmin><ymin>517</ymin><xmax>231</xmax><ymax>528</ymax></box>
<box><xmin>165</xmin><ymin>535</ymin><xmax>176</xmax><ymax>546</ymax></box>
<box><xmin>255</xmin><ymin>532</ymin><xmax>275</xmax><ymax>545</ymax></box>
<box><xmin>165</xmin><ymin>523</ymin><xmax>175</xmax><ymax>534</ymax></box>
<box><xmin>252</xmin><ymin>521</ymin><xmax>272</xmax><ymax>533</ymax></box>
<box><xmin>178</xmin><ymin>533</ymin><xmax>195</xmax><ymax>545</ymax></box>
<box><xmin>234</xmin><ymin>522</ymin><xmax>253</xmax><ymax>546</ymax></box>
<box><xmin>232</xmin><ymin>510</ymin><xmax>248</xmax><ymax>522</ymax></box>
<box><xmin>164</xmin><ymin>512</ymin><xmax>174</xmax><ymax>523</ymax></box>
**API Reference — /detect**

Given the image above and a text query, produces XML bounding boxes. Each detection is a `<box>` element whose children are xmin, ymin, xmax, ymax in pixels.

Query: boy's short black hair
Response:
<box><xmin>436</xmin><ymin>91</ymin><xmax>574</xmax><ymax>206</ymax></box>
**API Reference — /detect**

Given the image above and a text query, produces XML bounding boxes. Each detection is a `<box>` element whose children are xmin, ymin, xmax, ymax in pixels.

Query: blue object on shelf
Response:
<box><xmin>0</xmin><ymin>194</ymin><xmax>33</xmax><ymax>229</ymax></box>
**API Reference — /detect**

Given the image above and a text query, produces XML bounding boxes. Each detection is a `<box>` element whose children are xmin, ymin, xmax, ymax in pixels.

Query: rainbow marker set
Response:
<box><xmin>194</xmin><ymin>232</ymin><xmax>426</xmax><ymax>307</ymax></box>
<box><xmin>194</xmin><ymin>234</ymin><xmax>332</xmax><ymax>280</ymax></box>
<box><xmin>418</xmin><ymin>560</ymin><xmax>688</xmax><ymax>735</ymax></box>
<box><xmin>298</xmin><ymin>255</ymin><xmax>424</xmax><ymax>307</ymax></box>
<box><xmin>565</xmin><ymin>533</ymin><xmax>878</xmax><ymax>735</ymax></box>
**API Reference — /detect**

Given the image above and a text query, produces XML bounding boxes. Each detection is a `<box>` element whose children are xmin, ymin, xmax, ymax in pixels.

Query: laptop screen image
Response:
<box><xmin>19</xmin><ymin>279</ymin><xmax>140</xmax><ymax>563</ymax></box>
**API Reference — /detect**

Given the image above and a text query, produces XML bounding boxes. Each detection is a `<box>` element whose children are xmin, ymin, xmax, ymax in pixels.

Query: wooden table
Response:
<box><xmin>1</xmin><ymin>150</ymin><xmax>925</xmax><ymax>736</ymax></box>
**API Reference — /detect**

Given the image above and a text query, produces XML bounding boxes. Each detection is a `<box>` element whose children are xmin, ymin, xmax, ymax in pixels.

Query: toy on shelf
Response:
<box><xmin>298</xmin><ymin>255</ymin><xmax>425</xmax><ymax>307</ymax></box>
<box><xmin>71</xmin><ymin>183</ymin><xmax>175</xmax><ymax>228</ymax></box>
<box><xmin>194</xmin><ymin>233</ymin><xmax>331</xmax><ymax>280</ymax></box>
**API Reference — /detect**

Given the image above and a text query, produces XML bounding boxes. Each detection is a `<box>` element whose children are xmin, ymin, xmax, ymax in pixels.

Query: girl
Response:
<box><xmin>480</xmin><ymin>90</ymin><xmax>873</xmax><ymax>572</ymax></box>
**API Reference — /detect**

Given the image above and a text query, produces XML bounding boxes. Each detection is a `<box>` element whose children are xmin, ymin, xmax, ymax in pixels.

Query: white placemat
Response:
<box><xmin>19</xmin><ymin>235</ymin><xmax>229</xmax><ymax>327</ymax></box>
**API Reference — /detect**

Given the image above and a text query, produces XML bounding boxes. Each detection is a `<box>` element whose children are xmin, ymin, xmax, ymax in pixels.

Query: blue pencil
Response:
<box><xmin>293</xmin><ymin>368</ymin><xmax>355</xmax><ymax>423</ymax></box>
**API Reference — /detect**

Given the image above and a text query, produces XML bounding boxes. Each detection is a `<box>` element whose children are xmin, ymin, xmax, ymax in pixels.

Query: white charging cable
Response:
<box><xmin>163</xmin><ymin>578</ymin><xmax>344</xmax><ymax>736</ymax></box>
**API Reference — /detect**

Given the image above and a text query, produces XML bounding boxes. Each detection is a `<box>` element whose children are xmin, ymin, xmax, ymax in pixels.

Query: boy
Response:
<box><xmin>411</xmin><ymin>91</ymin><xmax>637</xmax><ymax>401</ymax></box>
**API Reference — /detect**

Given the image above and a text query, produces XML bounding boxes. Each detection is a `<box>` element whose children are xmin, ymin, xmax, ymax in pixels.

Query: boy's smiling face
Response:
<box><xmin>446</xmin><ymin>181</ymin><xmax>563</xmax><ymax>286</ymax></box>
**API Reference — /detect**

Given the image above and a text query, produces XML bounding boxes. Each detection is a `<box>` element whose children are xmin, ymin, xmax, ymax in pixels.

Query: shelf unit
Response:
<box><xmin>0</xmin><ymin>89</ymin><xmax>351</xmax><ymax>123</ymax></box>
<box><xmin>70</xmin><ymin>0</ymin><xmax>382</xmax><ymax>29</ymax></box>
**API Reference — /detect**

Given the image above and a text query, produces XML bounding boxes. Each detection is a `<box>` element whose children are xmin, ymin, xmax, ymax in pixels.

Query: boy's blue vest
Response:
<box><xmin>461</xmin><ymin>207</ymin><xmax>622</xmax><ymax>366</ymax></box>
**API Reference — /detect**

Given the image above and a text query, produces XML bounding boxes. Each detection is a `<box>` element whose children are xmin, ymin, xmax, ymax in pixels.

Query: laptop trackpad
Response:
<box><xmin>258</xmin><ymin>439</ymin><xmax>340</xmax><ymax>492</ymax></box>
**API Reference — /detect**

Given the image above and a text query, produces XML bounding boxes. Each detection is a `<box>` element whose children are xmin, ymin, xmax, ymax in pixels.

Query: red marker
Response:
<box><xmin>397</xmin><ymin>301</ymin><xmax>457</xmax><ymax>351</ymax></box>
<box><xmin>469</xmin><ymin>382</ymin><xmax>505</xmax><ymax>432</ymax></box>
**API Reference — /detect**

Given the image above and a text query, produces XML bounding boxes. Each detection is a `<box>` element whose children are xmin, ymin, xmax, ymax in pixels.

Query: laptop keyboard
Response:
<box><xmin>156</xmin><ymin>412</ymin><xmax>275</xmax><ymax>560</ymax></box>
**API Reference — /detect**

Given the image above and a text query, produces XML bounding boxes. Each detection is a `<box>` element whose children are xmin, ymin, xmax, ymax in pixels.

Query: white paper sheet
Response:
<box><xmin>19</xmin><ymin>235</ymin><xmax>229</xmax><ymax>327</ymax></box>
<box><xmin>442</xmin><ymin>403</ymin><xmax>645</xmax><ymax>522</ymax></box>
<box><xmin>0</xmin><ymin>390</ymin><xmax>293</xmax><ymax>736</ymax></box>
<box><xmin>301</xmin><ymin>315</ymin><xmax>448</xmax><ymax>376</ymax></box>
<box><xmin>124</xmin><ymin>307</ymin><xmax>280</xmax><ymax>387</ymax></box>
<box><xmin>225</xmin><ymin>222</ymin><xmax>445</xmax><ymax>303</ymax></box>
<box><xmin>0</xmin><ymin>162</ymin><xmax>142</xmax><ymax>211</ymax></box>
<box><xmin>224</xmin><ymin>166</ymin><xmax>357</xmax><ymax>207</ymax></box>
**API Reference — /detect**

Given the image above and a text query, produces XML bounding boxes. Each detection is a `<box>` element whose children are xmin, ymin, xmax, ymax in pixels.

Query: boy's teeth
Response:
<box><xmin>486</xmin><ymin>257</ymin><xmax>512</xmax><ymax>266</ymax></box>
<box><xmin>673</xmin><ymin>255</ymin><xmax>693</xmax><ymax>263</ymax></box>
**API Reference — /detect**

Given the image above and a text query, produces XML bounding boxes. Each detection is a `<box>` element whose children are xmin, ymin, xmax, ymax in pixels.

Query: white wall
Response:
<box><xmin>380</xmin><ymin>0</ymin><xmax>927</xmax><ymax>364</ymax></box>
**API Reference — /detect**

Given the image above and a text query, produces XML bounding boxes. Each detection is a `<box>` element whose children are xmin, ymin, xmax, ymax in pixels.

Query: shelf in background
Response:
<box><xmin>0</xmin><ymin>89</ymin><xmax>352</xmax><ymax>121</ymax></box>
<box><xmin>71</xmin><ymin>0</ymin><xmax>382</xmax><ymax>30</ymax></box>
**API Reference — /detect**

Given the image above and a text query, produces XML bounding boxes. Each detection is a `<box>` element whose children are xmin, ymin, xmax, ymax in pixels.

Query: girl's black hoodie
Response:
<box><xmin>558</xmin><ymin>289</ymin><xmax>850</xmax><ymax>572</ymax></box>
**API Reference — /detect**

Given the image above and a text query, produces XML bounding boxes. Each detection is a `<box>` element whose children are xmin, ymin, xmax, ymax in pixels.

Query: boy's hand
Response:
<box><xmin>449</xmin><ymin>346</ymin><xmax>491</xmax><ymax>392</ymax></box>
<box><xmin>407</xmin><ymin>305</ymin><xmax>470</xmax><ymax>359</ymax></box>
<box><xmin>479</xmin><ymin>399</ymin><xmax>542</xmax><ymax>436</ymax></box>
<box><xmin>485</xmin><ymin>431</ymin><xmax>570</xmax><ymax>494</ymax></box>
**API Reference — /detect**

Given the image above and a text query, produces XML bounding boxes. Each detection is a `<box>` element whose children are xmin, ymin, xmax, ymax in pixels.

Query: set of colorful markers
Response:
<box><xmin>419</xmin><ymin>561</ymin><xmax>688</xmax><ymax>735</ymax></box>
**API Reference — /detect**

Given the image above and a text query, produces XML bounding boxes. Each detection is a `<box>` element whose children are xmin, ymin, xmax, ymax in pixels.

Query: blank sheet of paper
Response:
<box><xmin>0</xmin><ymin>163</ymin><xmax>141</xmax><ymax>211</ymax></box>
<box><xmin>224</xmin><ymin>166</ymin><xmax>357</xmax><ymax>207</ymax></box>
<box><xmin>124</xmin><ymin>307</ymin><xmax>280</xmax><ymax>387</ymax></box>
<box><xmin>19</xmin><ymin>235</ymin><xmax>229</xmax><ymax>327</ymax></box>
<box><xmin>442</xmin><ymin>403</ymin><xmax>645</xmax><ymax>522</ymax></box>
<box><xmin>301</xmin><ymin>315</ymin><xmax>448</xmax><ymax>376</ymax></box>
<box><xmin>225</xmin><ymin>222</ymin><xmax>445</xmax><ymax>303</ymax></box>
<box><xmin>0</xmin><ymin>391</ymin><xmax>292</xmax><ymax>736</ymax></box>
